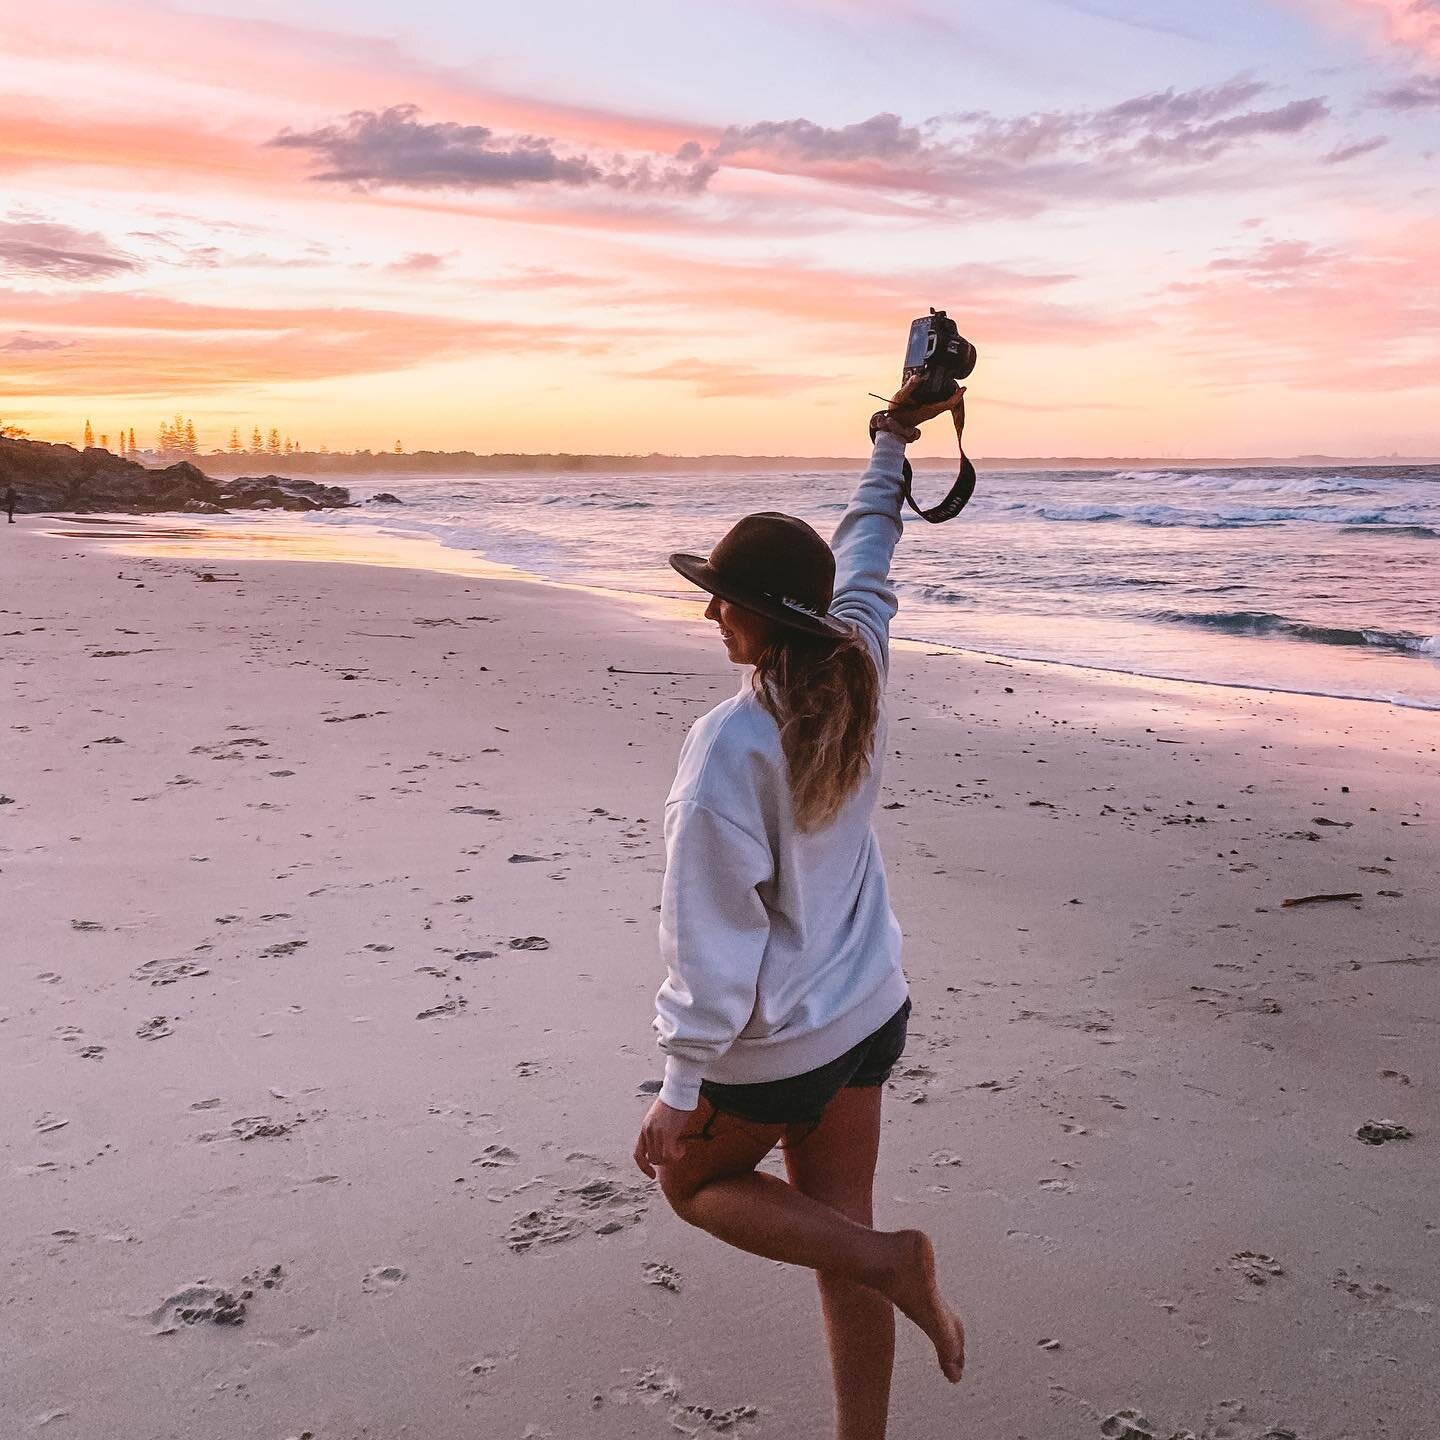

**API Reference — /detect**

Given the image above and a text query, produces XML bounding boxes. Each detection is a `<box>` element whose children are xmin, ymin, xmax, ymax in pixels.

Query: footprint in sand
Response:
<box><xmin>231</xmin><ymin>1115</ymin><xmax>292</xmax><ymax>1141</ymax></box>
<box><xmin>144</xmin><ymin>1283</ymin><xmax>247</xmax><ymax>1333</ymax></box>
<box><xmin>643</xmin><ymin>1262</ymin><xmax>682</xmax><ymax>1293</ymax></box>
<box><xmin>1229</xmin><ymin>1251</ymin><xmax>1284</xmax><ymax>1286</ymax></box>
<box><xmin>506</xmin><ymin>1175</ymin><xmax>651</xmax><ymax>1252</ymax></box>
<box><xmin>131</xmin><ymin>958</ymin><xmax>210</xmax><ymax>986</ymax></box>
<box><xmin>361</xmin><ymin>1265</ymin><xmax>405</xmax><ymax>1295</ymax></box>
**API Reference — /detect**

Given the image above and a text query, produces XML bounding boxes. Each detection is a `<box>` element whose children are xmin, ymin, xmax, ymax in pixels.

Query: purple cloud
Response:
<box><xmin>1370</xmin><ymin>75</ymin><xmax>1440</xmax><ymax>110</ymax></box>
<box><xmin>1322</xmin><ymin>137</ymin><xmax>1389</xmax><ymax>164</ymax></box>
<box><xmin>0</xmin><ymin>220</ymin><xmax>139</xmax><ymax>281</ymax></box>
<box><xmin>1</xmin><ymin>333</ymin><xmax>74</xmax><ymax>352</ymax></box>
<box><xmin>270</xmin><ymin>104</ymin><xmax>715</xmax><ymax>194</ymax></box>
<box><xmin>712</xmin><ymin>80</ymin><xmax>1332</xmax><ymax>215</ymax></box>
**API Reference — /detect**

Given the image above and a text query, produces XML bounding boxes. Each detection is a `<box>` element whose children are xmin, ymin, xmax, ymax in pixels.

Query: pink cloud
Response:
<box><xmin>1164</xmin><ymin>221</ymin><xmax>1440</xmax><ymax>391</ymax></box>
<box><xmin>0</xmin><ymin>290</ymin><xmax>616</xmax><ymax>397</ymax></box>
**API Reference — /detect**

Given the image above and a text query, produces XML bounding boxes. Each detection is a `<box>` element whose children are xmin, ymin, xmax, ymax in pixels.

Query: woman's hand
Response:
<box><xmin>633</xmin><ymin>1098</ymin><xmax>696</xmax><ymax>1177</ymax></box>
<box><xmin>889</xmin><ymin>374</ymin><xmax>967</xmax><ymax>436</ymax></box>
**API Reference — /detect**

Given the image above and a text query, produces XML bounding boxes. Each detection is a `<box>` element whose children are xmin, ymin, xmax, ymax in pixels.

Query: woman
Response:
<box><xmin>633</xmin><ymin>376</ymin><xmax>969</xmax><ymax>1437</ymax></box>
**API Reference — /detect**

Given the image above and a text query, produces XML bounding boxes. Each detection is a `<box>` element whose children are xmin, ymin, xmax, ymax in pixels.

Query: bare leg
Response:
<box><xmin>783</xmin><ymin>1085</ymin><xmax>894</xmax><ymax>1440</ymax></box>
<box><xmin>658</xmin><ymin>1099</ymin><xmax>964</xmax><ymax>1384</ymax></box>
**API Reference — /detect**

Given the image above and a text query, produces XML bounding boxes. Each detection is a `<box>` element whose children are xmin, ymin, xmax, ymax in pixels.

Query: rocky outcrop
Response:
<box><xmin>0</xmin><ymin>437</ymin><xmax>350</xmax><ymax>514</ymax></box>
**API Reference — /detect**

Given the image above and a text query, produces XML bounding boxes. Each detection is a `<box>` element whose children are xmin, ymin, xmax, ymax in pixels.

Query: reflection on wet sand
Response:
<box><xmin>39</xmin><ymin>511</ymin><xmax>698</xmax><ymax>624</ymax></box>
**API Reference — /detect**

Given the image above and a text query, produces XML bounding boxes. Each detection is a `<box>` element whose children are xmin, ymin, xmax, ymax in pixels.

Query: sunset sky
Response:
<box><xmin>3</xmin><ymin>0</ymin><xmax>1438</xmax><ymax>457</ymax></box>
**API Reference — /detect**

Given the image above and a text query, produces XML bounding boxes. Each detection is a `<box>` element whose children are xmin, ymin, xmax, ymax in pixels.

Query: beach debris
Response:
<box><xmin>136</xmin><ymin>1016</ymin><xmax>173</xmax><ymax>1041</ymax></box>
<box><xmin>34</xmin><ymin>1113</ymin><xmax>70</xmax><ymax>1133</ymax></box>
<box><xmin>145</xmin><ymin>1283</ymin><xmax>246</xmax><ymax>1333</ymax></box>
<box><xmin>261</xmin><ymin>939</ymin><xmax>307</xmax><ymax>957</ymax></box>
<box><xmin>1356</xmin><ymin>1120</ymin><xmax>1412</xmax><ymax>1146</ymax></box>
<box><xmin>508</xmin><ymin>853</ymin><xmax>546</xmax><ymax>863</ymax></box>
<box><xmin>607</xmin><ymin>666</ymin><xmax>714</xmax><ymax>676</ymax></box>
<box><xmin>1230</xmin><ymin>1251</ymin><xmax>1284</xmax><ymax>1285</ymax></box>
<box><xmin>638</xmin><ymin>1078</ymin><xmax>663</xmax><ymax>1095</ymax></box>
<box><xmin>323</xmin><ymin>711</ymin><xmax>384</xmax><ymax>723</ymax></box>
<box><xmin>1036</xmin><ymin>1336</ymin><xmax>1061</xmax><ymax>1351</ymax></box>
<box><xmin>451</xmin><ymin>805</ymin><xmax>500</xmax><ymax>817</ymax></box>
<box><xmin>1312</xmin><ymin>816</ymin><xmax>1352</xmax><ymax>827</ymax></box>
<box><xmin>1281</xmin><ymin>892</ymin><xmax>1362</xmax><ymax>908</ymax></box>
<box><xmin>509</xmin><ymin>935</ymin><xmax>550</xmax><ymax>951</ymax></box>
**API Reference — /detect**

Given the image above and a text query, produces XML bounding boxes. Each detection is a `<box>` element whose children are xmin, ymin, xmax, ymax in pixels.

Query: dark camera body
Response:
<box><xmin>902</xmin><ymin>308</ymin><xmax>977</xmax><ymax>405</ymax></box>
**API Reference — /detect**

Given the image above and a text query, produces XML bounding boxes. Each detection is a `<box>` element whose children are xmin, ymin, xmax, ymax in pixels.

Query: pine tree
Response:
<box><xmin>283</xmin><ymin>437</ymin><xmax>292</xmax><ymax>455</ymax></box>
<box><xmin>184</xmin><ymin>419</ymin><xmax>197</xmax><ymax>455</ymax></box>
<box><xmin>128</xmin><ymin>427</ymin><xmax>136</xmax><ymax>455</ymax></box>
<box><xmin>228</xmin><ymin>428</ymin><xmax>243</xmax><ymax>453</ymax></box>
<box><xmin>83</xmin><ymin>419</ymin><xmax>94</xmax><ymax>448</ymax></box>
<box><xmin>394</xmin><ymin>439</ymin><xmax>403</xmax><ymax>455</ymax></box>
<box><xmin>99</xmin><ymin>433</ymin><xmax>110</xmax><ymax>450</ymax></box>
<box><xmin>157</xmin><ymin>421</ymin><xmax>171</xmax><ymax>457</ymax></box>
<box><xmin>118</xmin><ymin>432</ymin><xmax>127</xmax><ymax>457</ymax></box>
<box><xmin>267</xmin><ymin>427</ymin><xmax>281</xmax><ymax>455</ymax></box>
<box><xmin>251</xmin><ymin>426</ymin><xmax>264</xmax><ymax>454</ymax></box>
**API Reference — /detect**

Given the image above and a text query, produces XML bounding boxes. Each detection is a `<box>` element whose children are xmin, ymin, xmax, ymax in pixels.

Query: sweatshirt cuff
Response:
<box><xmin>658</xmin><ymin>1054</ymin><xmax>707</xmax><ymax>1112</ymax></box>
<box><xmin>870</xmin><ymin>431</ymin><xmax>908</xmax><ymax>466</ymax></box>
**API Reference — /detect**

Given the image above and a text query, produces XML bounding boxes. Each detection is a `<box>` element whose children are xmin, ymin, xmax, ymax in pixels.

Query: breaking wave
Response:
<box><xmin>1145</xmin><ymin>609</ymin><xmax>1438</xmax><ymax>656</ymax></box>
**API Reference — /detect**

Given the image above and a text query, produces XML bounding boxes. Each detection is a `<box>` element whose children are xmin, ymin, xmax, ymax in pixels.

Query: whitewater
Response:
<box><xmin>306</xmin><ymin>460</ymin><xmax>1440</xmax><ymax>710</ymax></box>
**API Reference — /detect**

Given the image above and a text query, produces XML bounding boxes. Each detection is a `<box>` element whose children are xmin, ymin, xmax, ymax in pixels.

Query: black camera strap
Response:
<box><xmin>899</xmin><ymin>451</ymin><xmax>976</xmax><ymax>524</ymax></box>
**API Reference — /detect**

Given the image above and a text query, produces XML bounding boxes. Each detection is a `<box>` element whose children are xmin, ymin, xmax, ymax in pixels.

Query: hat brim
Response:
<box><xmin>669</xmin><ymin>552</ymin><xmax>852</xmax><ymax>641</ymax></box>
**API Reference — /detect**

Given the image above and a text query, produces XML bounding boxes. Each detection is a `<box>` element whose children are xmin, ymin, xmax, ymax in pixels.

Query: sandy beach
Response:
<box><xmin>4</xmin><ymin>514</ymin><xmax>1436</xmax><ymax>1440</ymax></box>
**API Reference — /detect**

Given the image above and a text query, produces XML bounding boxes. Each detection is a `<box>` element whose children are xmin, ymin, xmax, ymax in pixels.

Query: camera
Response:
<box><xmin>902</xmin><ymin>309</ymin><xmax>977</xmax><ymax>405</ymax></box>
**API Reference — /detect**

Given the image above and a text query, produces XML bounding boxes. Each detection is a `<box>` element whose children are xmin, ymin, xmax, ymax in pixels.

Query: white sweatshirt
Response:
<box><xmin>653</xmin><ymin>432</ymin><xmax>912</xmax><ymax>1110</ymax></box>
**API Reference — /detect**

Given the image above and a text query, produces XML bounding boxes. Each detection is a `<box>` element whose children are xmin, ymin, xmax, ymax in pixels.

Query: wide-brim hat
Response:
<box><xmin>669</xmin><ymin>510</ymin><xmax>851</xmax><ymax>641</ymax></box>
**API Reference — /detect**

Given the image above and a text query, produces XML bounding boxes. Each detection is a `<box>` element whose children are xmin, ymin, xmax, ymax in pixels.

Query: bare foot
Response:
<box><xmin>878</xmin><ymin>1229</ymin><xmax>965</xmax><ymax>1381</ymax></box>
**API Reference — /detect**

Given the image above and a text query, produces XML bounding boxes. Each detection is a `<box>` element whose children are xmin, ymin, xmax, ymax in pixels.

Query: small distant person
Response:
<box><xmin>4</xmin><ymin>485</ymin><xmax>16</xmax><ymax>523</ymax></box>
<box><xmin>634</xmin><ymin>375</ymin><xmax>970</xmax><ymax>1431</ymax></box>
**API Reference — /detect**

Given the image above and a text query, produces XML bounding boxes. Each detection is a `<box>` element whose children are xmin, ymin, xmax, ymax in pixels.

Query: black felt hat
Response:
<box><xmin>669</xmin><ymin>511</ymin><xmax>851</xmax><ymax>641</ymax></box>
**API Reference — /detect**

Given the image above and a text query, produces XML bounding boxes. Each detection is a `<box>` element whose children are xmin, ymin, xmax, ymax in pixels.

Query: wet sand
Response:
<box><xmin>3</xmin><ymin>515</ymin><xmax>1436</xmax><ymax>1439</ymax></box>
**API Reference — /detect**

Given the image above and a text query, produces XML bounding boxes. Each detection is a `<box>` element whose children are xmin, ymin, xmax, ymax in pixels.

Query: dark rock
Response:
<box><xmin>0</xmin><ymin>436</ymin><xmax>350</xmax><ymax>515</ymax></box>
<box><xmin>216</xmin><ymin>474</ymin><xmax>350</xmax><ymax>512</ymax></box>
<box><xmin>369</xmin><ymin>492</ymin><xmax>403</xmax><ymax>504</ymax></box>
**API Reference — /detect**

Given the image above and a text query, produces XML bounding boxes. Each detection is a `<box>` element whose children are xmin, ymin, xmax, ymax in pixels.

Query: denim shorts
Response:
<box><xmin>698</xmin><ymin>997</ymin><xmax>911</xmax><ymax>1126</ymax></box>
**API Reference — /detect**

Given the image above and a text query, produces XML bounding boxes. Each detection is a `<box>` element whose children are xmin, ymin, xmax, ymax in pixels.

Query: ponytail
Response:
<box><xmin>751</xmin><ymin>628</ymin><xmax>880</xmax><ymax>832</ymax></box>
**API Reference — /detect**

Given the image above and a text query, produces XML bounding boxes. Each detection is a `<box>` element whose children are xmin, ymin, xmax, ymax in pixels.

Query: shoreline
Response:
<box><xmin>5</xmin><ymin>516</ymin><xmax>1436</xmax><ymax>1440</ymax></box>
<box><xmin>37</xmin><ymin>509</ymin><xmax>1440</xmax><ymax>714</ymax></box>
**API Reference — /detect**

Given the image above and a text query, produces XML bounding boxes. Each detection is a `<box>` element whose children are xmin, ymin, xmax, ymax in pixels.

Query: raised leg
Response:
<box><xmin>657</xmin><ymin>1098</ymin><xmax>964</xmax><ymax>1386</ymax></box>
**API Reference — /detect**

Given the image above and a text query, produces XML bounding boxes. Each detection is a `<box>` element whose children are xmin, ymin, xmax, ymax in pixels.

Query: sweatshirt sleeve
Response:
<box><xmin>653</xmin><ymin>800</ymin><xmax>773</xmax><ymax>1111</ymax></box>
<box><xmin>828</xmin><ymin>431</ymin><xmax>907</xmax><ymax>672</ymax></box>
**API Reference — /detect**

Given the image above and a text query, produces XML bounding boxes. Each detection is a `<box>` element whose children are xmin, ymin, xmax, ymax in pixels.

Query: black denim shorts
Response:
<box><xmin>698</xmin><ymin>997</ymin><xmax>911</xmax><ymax>1126</ymax></box>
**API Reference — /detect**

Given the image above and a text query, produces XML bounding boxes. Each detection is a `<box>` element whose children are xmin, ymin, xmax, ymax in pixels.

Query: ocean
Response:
<box><xmin>305</xmin><ymin>461</ymin><xmax>1440</xmax><ymax>711</ymax></box>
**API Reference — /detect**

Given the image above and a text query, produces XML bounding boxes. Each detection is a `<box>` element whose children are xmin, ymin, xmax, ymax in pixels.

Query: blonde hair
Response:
<box><xmin>751</xmin><ymin>627</ymin><xmax>881</xmax><ymax>832</ymax></box>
